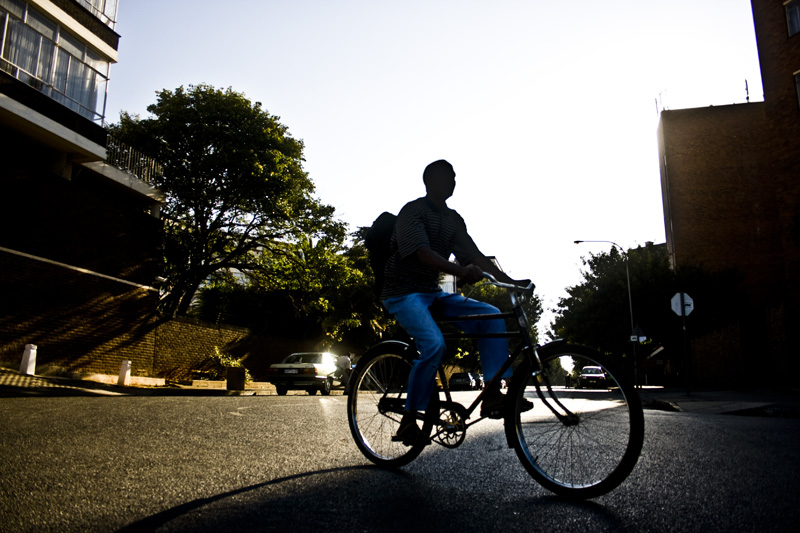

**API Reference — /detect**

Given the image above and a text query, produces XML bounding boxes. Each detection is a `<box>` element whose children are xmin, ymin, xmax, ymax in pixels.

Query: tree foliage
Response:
<box><xmin>551</xmin><ymin>244</ymin><xmax>672</xmax><ymax>359</ymax></box>
<box><xmin>110</xmin><ymin>84</ymin><xmax>342</xmax><ymax>316</ymax></box>
<box><xmin>194</xmin><ymin>227</ymin><xmax>392</xmax><ymax>352</ymax></box>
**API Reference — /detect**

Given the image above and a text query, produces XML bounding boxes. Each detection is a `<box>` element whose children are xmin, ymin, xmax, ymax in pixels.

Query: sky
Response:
<box><xmin>105</xmin><ymin>0</ymin><xmax>763</xmax><ymax>335</ymax></box>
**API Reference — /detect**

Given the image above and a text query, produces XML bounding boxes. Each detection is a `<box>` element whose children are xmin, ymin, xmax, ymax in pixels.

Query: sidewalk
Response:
<box><xmin>0</xmin><ymin>367</ymin><xmax>280</xmax><ymax>397</ymax></box>
<box><xmin>1</xmin><ymin>367</ymin><xmax>798</xmax><ymax>417</ymax></box>
<box><xmin>639</xmin><ymin>386</ymin><xmax>800</xmax><ymax>418</ymax></box>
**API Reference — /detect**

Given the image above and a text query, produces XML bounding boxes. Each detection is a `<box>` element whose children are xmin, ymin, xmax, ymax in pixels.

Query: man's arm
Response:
<box><xmin>415</xmin><ymin>247</ymin><xmax>529</xmax><ymax>287</ymax></box>
<box><xmin>469</xmin><ymin>255</ymin><xmax>530</xmax><ymax>287</ymax></box>
<box><xmin>414</xmin><ymin>247</ymin><xmax>484</xmax><ymax>283</ymax></box>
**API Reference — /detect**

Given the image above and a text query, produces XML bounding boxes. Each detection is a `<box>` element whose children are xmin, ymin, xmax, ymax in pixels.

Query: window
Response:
<box><xmin>787</xmin><ymin>0</ymin><xmax>800</xmax><ymax>36</ymax></box>
<box><xmin>795</xmin><ymin>72</ymin><xmax>800</xmax><ymax>110</ymax></box>
<box><xmin>0</xmin><ymin>1</ymin><xmax>109</xmax><ymax>122</ymax></box>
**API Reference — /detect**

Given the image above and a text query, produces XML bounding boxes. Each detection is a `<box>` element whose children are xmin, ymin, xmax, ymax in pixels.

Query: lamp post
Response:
<box><xmin>574</xmin><ymin>240</ymin><xmax>639</xmax><ymax>387</ymax></box>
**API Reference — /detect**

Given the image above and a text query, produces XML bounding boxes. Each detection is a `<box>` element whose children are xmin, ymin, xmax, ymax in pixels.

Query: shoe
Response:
<box><xmin>480</xmin><ymin>391</ymin><xmax>534</xmax><ymax>419</ymax></box>
<box><xmin>519</xmin><ymin>397</ymin><xmax>534</xmax><ymax>413</ymax></box>
<box><xmin>391</xmin><ymin>414</ymin><xmax>429</xmax><ymax>447</ymax></box>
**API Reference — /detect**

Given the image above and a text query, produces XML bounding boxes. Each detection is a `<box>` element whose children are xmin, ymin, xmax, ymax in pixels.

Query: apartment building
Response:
<box><xmin>657</xmin><ymin>0</ymin><xmax>799</xmax><ymax>387</ymax></box>
<box><xmin>0</xmin><ymin>0</ymin><xmax>165</xmax><ymax>375</ymax></box>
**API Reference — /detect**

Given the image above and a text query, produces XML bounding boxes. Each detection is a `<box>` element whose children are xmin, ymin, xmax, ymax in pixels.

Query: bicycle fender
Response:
<box><xmin>536</xmin><ymin>338</ymin><xmax>567</xmax><ymax>350</ymax></box>
<box><xmin>361</xmin><ymin>339</ymin><xmax>415</xmax><ymax>360</ymax></box>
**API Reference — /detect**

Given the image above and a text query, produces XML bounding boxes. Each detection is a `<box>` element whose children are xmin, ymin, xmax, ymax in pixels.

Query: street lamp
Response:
<box><xmin>574</xmin><ymin>240</ymin><xmax>639</xmax><ymax>387</ymax></box>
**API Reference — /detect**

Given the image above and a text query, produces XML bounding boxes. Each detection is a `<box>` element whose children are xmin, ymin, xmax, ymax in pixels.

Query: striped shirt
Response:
<box><xmin>380</xmin><ymin>197</ymin><xmax>481</xmax><ymax>299</ymax></box>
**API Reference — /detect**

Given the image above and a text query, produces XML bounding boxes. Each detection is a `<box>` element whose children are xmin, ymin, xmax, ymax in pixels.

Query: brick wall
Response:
<box><xmin>0</xmin><ymin>249</ymin><xmax>319</xmax><ymax>380</ymax></box>
<box><xmin>659</xmin><ymin>104</ymin><xmax>782</xmax><ymax>303</ymax></box>
<box><xmin>689</xmin><ymin>321</ymin><xmax>743</xmax><ymax>387</ymax></box>
<box><xmin>0</xmin><ymin>249</ymin><xmax>157</xmax><ymax>373</ymax></box>
<box><xmin>152</xmin><ymin>317</ymin><xmax>248</xmax><ymax>380</ymax></box>
<box><xmin>151</xmin><ymin>318</ymin><xmax>320</xmax><ymax>380</ymax></box>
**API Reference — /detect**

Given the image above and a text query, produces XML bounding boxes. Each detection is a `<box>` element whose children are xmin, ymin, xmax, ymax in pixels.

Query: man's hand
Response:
<box><xmin>459</xmin><ymin>264</ymin><xmax>485</xmax><ymax>284</ymax></box>
<box><xmin>415</xmin><ymin>247</ymin><xmax>486</xmax><ymax>284</ymax></box>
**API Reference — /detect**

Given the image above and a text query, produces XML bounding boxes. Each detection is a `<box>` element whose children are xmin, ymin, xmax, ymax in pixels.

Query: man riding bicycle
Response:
<box><xmin>380</xmin><ymin>159</ymin><xmax>532</xmax><ymax>446</ymax></box>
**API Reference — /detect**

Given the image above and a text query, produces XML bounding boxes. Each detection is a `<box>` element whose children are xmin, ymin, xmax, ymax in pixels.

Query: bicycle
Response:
<box><xmin>347</xmin><ymin>274</ymin><xmax>645</xmax><ymax>499</ymax></box>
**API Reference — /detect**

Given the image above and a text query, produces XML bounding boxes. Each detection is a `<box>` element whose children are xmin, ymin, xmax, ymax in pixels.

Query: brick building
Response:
<box><xmin>657</xmin><ymin>0</ymin><xmax>799</xmax><ymax>386</ymax></box>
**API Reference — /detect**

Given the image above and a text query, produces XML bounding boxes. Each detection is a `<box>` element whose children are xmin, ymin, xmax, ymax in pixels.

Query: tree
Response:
<box><xmin>550</xmin><ymin>244</ymin><xmax>672</xmax><ymax>365</ymax></box>
<box><xmin>110</xmin><ymin>84</ymin><xmax>342</xmax><ymax>316</ymax></box>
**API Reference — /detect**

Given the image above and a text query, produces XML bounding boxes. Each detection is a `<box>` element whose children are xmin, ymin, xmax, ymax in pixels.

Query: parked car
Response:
<box><xmin>449</xmin><ymin>372</ymin><xmax>483</xmax><ymax>391</ymax></box>
<box><xmin>266</xmin><ymin>352</ymin><xmax>343</xmax><ymax>395</ymax></box>
<box><xmin>577</xmin><ymin>366</ymin><xmax>607</xmax><ymax>389</ymax></box>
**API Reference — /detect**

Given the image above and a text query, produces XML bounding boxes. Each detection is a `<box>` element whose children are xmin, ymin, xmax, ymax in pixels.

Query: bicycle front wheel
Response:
<box><xmin>347</xmin><ymin>346</ymin><xmax>428</xmax><ymax>468</ymax></box>
<box><xmin>508</xmin><ymin>343</ymin><xmax>644</xmax><ymax>499</ymax></box>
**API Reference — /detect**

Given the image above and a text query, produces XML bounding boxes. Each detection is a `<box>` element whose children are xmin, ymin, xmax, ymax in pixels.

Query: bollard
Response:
<box><xmin>118</xmin><ymin>360</ymin><xmax>132</xmax><ymax>386</ymax></box>
<box><xmin>20</xmin><ymin>344</ymin><xmax>37</xmax><ymax>376</ymax></box>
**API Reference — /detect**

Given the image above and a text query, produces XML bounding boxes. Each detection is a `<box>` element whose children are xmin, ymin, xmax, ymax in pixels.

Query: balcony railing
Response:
<box><xmin>105</xmin><ymin>136</ymin><xmax>164</xmax><ymax>186</ymax></box>
<box><xmin>77</xmin><ymin>0</ymin><xmax>118</xmax><ymax>29</ymax></box>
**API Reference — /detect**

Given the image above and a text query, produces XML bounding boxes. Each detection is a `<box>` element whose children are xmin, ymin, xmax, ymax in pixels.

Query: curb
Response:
<box><xmin>0</xmin><ymin>368</ymin><xmax>352</xmax><ymax>397</ymax></box>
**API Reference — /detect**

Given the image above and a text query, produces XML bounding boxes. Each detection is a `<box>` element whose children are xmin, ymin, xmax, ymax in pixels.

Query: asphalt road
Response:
<box><xmin>1</xmin><ymin>392</ymin><xmax>798</xmax><ymax>532</ymax></box>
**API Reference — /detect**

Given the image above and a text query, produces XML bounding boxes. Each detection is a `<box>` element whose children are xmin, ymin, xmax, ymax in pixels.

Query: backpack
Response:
<box><xmin>364</xmin><ymin>212</ymin><xmax>397</xmax><ymax>296</ymax></box>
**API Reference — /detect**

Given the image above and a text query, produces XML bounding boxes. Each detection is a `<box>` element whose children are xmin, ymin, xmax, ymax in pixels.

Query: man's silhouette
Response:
<box><xmin>380</xmin><ymin>159</ymin><xmax>531</xmax><ymax>445</ymax></box>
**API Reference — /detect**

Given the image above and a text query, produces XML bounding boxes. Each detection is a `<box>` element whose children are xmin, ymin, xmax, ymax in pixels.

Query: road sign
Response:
<box><xmin>671</xmin><ymin>292</ymin><xmax>694</xmax><ymax>317</ymax></box>
<box><xmin>631</xmin><ymin>325</ymin><xmax>646</xmax><ymax>343</ymax></box>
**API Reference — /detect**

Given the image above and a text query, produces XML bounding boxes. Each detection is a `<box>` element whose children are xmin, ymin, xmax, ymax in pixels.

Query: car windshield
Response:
<box><xmin>283</xmin><ymin>353</ymin><xmax>325</xmax><ymax>364</ymax></box>
<box><xmin>582</xmin><ymin>367</ymin><xmax>603</xmax><ymax>375</ymax></box>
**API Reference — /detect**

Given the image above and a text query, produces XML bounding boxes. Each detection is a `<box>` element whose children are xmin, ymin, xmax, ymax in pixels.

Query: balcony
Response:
<box><xmin>105</xmin><ymin>136</ymin><xmax>163</xmax><ymax>187</ymax></box>
<box><xmin>70</xmin><ymin>135</ymin><xmax>165</xmax><ymax>215</ymax></box>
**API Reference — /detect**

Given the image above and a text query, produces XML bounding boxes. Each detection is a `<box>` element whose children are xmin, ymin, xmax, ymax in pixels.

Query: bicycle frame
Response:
<box><xmin>435</xmin><ymin>310</ymin><xmax>530</xmax><ymax>424</ymax></box>
<box><xmin>432</xmin><ymin>275</ymin><xmax>577</xmax><ymax>433</ymax></box>
<box><xmin>358</xmin><ymin>272</ymin><xmax>581</xmax><ymax>448</ymax></box>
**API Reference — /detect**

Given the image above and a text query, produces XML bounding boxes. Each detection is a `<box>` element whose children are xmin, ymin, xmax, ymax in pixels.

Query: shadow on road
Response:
<box><xmin>115</xmin><ymin>464</ymin><xmax>631</xmax><ymax>533</ymax></box>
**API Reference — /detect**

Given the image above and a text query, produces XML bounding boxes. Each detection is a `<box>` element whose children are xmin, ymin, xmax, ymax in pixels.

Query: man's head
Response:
<box><xmin>423</xmin><ymin>160</ymin><xmax>456</xmax><ymax>202</ymax></box>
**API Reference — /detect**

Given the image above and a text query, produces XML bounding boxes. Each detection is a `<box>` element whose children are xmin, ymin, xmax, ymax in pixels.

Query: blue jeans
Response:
<box><xmin>383</xmin><ymin>291</ymin><xmax>510</xmax><ymax>412</ymax></box>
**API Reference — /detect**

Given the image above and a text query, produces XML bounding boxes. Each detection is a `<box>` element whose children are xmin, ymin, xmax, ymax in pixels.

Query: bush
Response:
<box><xmin>194</xmin><ymin>346</ymin><xmax>252</xmax><ymax>381</ymax></box>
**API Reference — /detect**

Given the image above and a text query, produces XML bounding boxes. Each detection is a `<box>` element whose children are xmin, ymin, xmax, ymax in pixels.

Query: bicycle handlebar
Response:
<box><xmin>482</xmin><ymin>273</ymin><xmax>535</xmax><ymax>294</ymax></box>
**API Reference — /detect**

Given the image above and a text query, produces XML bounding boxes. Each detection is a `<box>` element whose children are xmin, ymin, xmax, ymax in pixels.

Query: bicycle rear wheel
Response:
<box><xmin>347</xmin><ymin>346</ymin><xmax>430</xmax><ymax>468</ymax></box>
<box><xmin>508</xmin><ymin>343</ymin><xmax>644</xmax><ymax>499</ymax></box>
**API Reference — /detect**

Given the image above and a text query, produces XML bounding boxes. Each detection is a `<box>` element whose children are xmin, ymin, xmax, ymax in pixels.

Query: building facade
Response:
<box><xmin>657</xmin><ymin>0</ymin><xmax>799</xmax><ymax>386</ymax></box>
<box><xmin>0</xmin><ymin>0</ymin><xmax>166</xmax><ymax>376</ymax></box>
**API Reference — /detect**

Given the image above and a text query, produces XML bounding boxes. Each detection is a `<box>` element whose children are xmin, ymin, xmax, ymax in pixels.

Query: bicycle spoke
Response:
<box><xmin>348</xmin><ymin>349</ymin><xmax>425</xmax><ymax>467</ymax></box>
<box><xmin>510</xmin><ymin>345</ymin><xmax>644</xmax><ymax>498</ymax></box>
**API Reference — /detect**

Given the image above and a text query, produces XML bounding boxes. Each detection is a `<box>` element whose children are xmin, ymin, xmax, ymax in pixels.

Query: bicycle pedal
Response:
<box><xmin>480</xmin><ymin>408</ymin><xmax>504</xmax><ymax>419</ymax></box>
